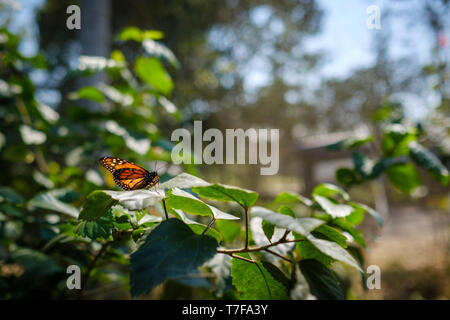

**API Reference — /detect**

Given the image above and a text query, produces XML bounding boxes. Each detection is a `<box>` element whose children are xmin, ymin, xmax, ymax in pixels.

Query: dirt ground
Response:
<box><xmin>358</xmin><ymin>205</ymin><xmax>450</xmax><ymax>299</ymax></box>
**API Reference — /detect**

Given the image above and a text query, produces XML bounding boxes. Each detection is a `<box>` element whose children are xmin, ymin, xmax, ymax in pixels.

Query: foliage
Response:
<box><xmin>329</xmin><ymin>103</ymin><xmax>449</xmax><ymax>192</ymax></box>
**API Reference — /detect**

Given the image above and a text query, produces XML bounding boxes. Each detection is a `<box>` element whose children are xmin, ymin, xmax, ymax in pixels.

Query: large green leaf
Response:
<box><xmin>135</xmin><ymin>57</ymin><xmax>173</xmax><ymax>95</ymax></box>
<box><xmin>298</xmin><ymin>260</ymin><xmax>345</xmax><ymax>300</ymax></box>
<box><xmin>296</xmin><ymin>235</ymin><xmax>335</xmax><ymax>267</ymax></box>
<box><xmin>313</xmin><ymin>225</ymin><xmax>347</xmax><ymax>248</ymax></box>
<box><xmin>29</xmin><ymin>189</ymin><xmax>79</xmax><ymax>218</ymax></box>
<box><xmin>408</xmin><ymin>141</ymin><xmax>449</xmax><ymax>186</ymax></box>
<box><xmin>386</xmin><ymin>163</ymin><xmax>421</xmax><ymax>193</ymax></box>
<box><xmin>192</xmin><ymin>184</ymin><xmax>258</xmax><ymax>209</ymax></box>
<box><xmin>306</xmin><ymin>234</ymin><xmax>362</xmax><ymax>271</ymax></box>
<box><xmin>79</xmin><ymin>190</ymin><xmax>118</xmax><ymax>221</ymax></box>
<box><xmin>166</xmin><ymin>188</ymin><xmax>239</xmax><ymax>220</ymax></box>
<box><xmin>250</xmin><ymin>206</ymin><xmax>324</xmax><ymax>236</ymax></box>
<box><xmin>130</xmin><ymin>218</ymin><xmax>218</xmax><ymax>297</ymax></box>
<box><xmin>230</xmin><ymin>253</ymin><xmax>289</xmax><ymax>299</ymax></box>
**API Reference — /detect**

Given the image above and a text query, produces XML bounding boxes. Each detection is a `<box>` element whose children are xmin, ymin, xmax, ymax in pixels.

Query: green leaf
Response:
<box><xmin>119</xmin><ymin>26</ymin><xmax>142</xmax><ymax>41</ymax></box>
<box><xmin>294</xmin><ymin>233</ymin><xmax>335</xmax><ymax>267</ymax></box>
<box><xmin>188</xmin><ymin>224</ymin><xmax>222</xmax><ymax>243</ymax></box>
<box><xmin>261</xmin><ymin>261</ymin><xmax>291</xmax><ymax>289</ymax></box>
<box><xmin>382</xmin><ymin>123</ymin><xmax>416</xmax><ymax>156</ymax></box>
<box><xmin>278</xmin><ymin>205</ymin><xmax>295</xmax><ymax>218</ymax></box>
<box><xmin>408</xmin><ymin>141</ymin><xmax>449</xmax><ymax>186</ymax></box>
<box><xmin>142</xmin><ymin>39</ymin><xmax>179</xmax><ymax>68</ymax></box>
<box><xmin>75</xmin><ymin>211</ymin><xmax>113</xmax><ymax>240</ymax></box>
<box><xmin>312</xmin><ymin>183</ymin><xmax>350</xmax><ymax>201</ymax></box>
<box><xmin>119</xmin><ymin>27</ymin><xmax>163</xmax><ymax>41</ymax></box>
<box><xmin>262</xmin><ymin>220</ymin><xmax>275</xmax><ymax>242</ymax></box>
<box><xmin>135</xmin><ymin>57</ymin><xmax>173</xmax><ymax>95</ymax></box>
<box><xmin>29</xmin><ymin>189</ymin><xmax>79</xmax><ymax>218</ymax></box>
<box><xmin>274</xmin><ymin>191</ymin><xmax>313</xmax><ymax>207</ymax></box>
<box><xmin>350</xmin><ymin>202</ymin><xmax>384</xmax><ymax>226</ymax></box>
<box><xmin>76</xmin><ymin>86</ymin><xmax>104</xmax><ymax>103</ymax></box>
<box><xmin>250</xmin><ymin>206</ymin><xmax>324</xmax><ymax>236</ymax></box>
<box><xmin>327</xmin><ymin>135</ymin><xmax>373</xmax><ymax>151</ymax></box>
<box><xmin>335</xmin><ymin>168</ymin><xmax>358</xmax><ymax>187</ymax></box>
<box><xmin>130</xmin><ymin>218</ymin><xmax>218</xmax><ymax>297</ymax></box>
<box><xmin>0</xmin><ymin>202</ymin><xmax>22</xmax><ymax>217</ymax></box>
<box><xmin>171</xmin><ymin>209</ymin><xmax>222</xmax><ymax>243</ymax></box>
<box><xmin>313</xmin><ymin>225</ymin><xmax>347</xmax><ymax>248</ymax></box>
<box><xmin>79</xmin><ymin>191</ymin><xmax>118</xmax><ymax>221</ymax></box>
<box><xmin>230</xmin><ymin>253</ymin><xmax>289</xmax><ymax>299</ymax></box>
<box><xmin>0</xmin><ymin>186</ymin><xmax>25</xmax><ymax>204</ymax></box>
<box><xmin>332</xmin><ymin>219</ymin><xmax>366</xmax><ymax>247</ymax></box>
<box><xmin>141</xmin><ymin>30</ymin><xmax>165</xmax><ymax>40</ymax></box>
<box><xmin>305</xmin><ymin>234</ymin><xmax>362</xmax><ymax>271</ymax></box>
<box><xmin>386</xmin><ymin>163</ymin><xmax>421</xmax><ymax>193</ymax></box>
<box><xmin>215</xmin><ymin>220</ymin><xmax>241</xmax><ymax>242</ymax></box>
<box><xmin>313</xmin><ymin>195</ymin><xmax>354</xmax><ymax>218</ymax></box>
<box><xmin>166</xmin><ymin>188</ymin><xmax>239</xmax><ymax>220</ymax></box>
<box><xmin>298</xmin><ymin>260</ymin><xmax>345</xmax><ymax>300</ymax></box>
<box><xmin>159</xmin><ymin>172</ymin><xmax>210</xmax><ymax>189</ymax></box>
<box><xmin>192</xmin><ymin>184</ymin><xmax>258</xmax><ymax>209</ymax></box>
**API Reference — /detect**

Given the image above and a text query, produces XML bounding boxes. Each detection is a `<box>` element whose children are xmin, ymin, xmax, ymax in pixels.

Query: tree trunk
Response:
<box><xmin>79</xmin><ymin>0</ymin><xmax>111</xmax><ymax>111</ymax></box>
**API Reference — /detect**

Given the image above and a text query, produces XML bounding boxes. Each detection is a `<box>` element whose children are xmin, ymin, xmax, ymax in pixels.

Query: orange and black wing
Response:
<box><xmin>113</xmin><ymin>168</ymin><xmax>149</xmax><ymax>190</ymax></box>
<box><xmin>99</xmin><ymin>157</ymin><xmax>151</xmax><ymax>190</ymax></box>
<box><xmin>99</xmin><ymin>157</ymin><xmax>148</xmax><ymax>173</ymax></box>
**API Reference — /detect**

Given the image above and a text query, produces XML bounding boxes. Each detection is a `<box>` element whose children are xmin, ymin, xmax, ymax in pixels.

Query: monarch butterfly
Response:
<box><xmin>99</xmin><ymin>156</ymin><xmax>160</xmax><ymax>190</ymax></box>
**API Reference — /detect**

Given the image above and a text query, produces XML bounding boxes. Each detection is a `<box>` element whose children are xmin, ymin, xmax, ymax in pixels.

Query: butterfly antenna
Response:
<box><xmin>156</xmin><ymin>161</ymin><xmax>170</xmax><ymax>173</ymax></box>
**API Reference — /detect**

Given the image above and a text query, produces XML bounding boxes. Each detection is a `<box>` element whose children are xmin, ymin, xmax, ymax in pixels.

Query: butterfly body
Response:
<box><xmin>99</xmin><ymin>156</ymin><xmax>159</xmax><ymax>190</ymax></box>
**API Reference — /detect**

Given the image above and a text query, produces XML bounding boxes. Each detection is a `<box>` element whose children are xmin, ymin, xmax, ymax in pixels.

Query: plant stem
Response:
<box><xmin>264</xmin><ymin>248</ymin><xmax>292</xmax><ymax>262</ymax></box>
<box><xmin>244</xmin><ymin>207</ymin><xmax>249</xmax><ymax>249</ymax></box>
<box><xmin>230</xmin><ymin>253</ymin><xmax>257</xmax><ymax>264</ymax></box>
<box><xmin>217</xmin><ymin>237</ymin><xmax>305</xmax><ymax>254</ymax></box>
<box><xmin>78</xmin><ymin>241</ymin><xmax>111</xmax><ymax>299</ymax></box>
<box><xmin>201</xmin><ymin>218</ymin><xmax>215</xmax><ymax>235</ymax></box>
<box><xmin>161</xmin><ymin>198</ymin><xmax>169</xmax><ymax>220</ymax></box>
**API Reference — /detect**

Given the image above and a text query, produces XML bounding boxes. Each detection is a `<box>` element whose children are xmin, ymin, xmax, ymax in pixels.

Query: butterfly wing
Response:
<box><xmin>99</xmin><ymin>157</ymin><xmax>147</xmax><ymax>173</ymax></box>
<box><xmin>113</xmin><ymin>168</ymin><xmax>149</xmax><ymax>190</ymax></box>
<box><xmin>99</xmin><ymin>157</ymin><xmax>152</xmax><ymax>190</ymax></box>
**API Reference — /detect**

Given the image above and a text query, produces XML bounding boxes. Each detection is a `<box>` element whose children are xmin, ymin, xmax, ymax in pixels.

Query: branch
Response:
<box><xmin>78</xmin><ymin>241</ymin><xmax>111</xmax><ymax>299</ymax></box>
<box><xmin>161</xmin><ymin>198</ymin><xmax>169</xmax><ymax>220</ymax></box>
<box><xmin>217</xmin><ymin>236</ymin><xmax>305</xmax><ymax>254</ymax></box>
<box><xmin>201</xmin><ymin>217</ymin><xmax>216</xmax><ymax>235</ymax></box>
<box><xmin>244</xmin><ymin>207</ymin><xmax>249</xmax><ymax>249</ymax></box>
